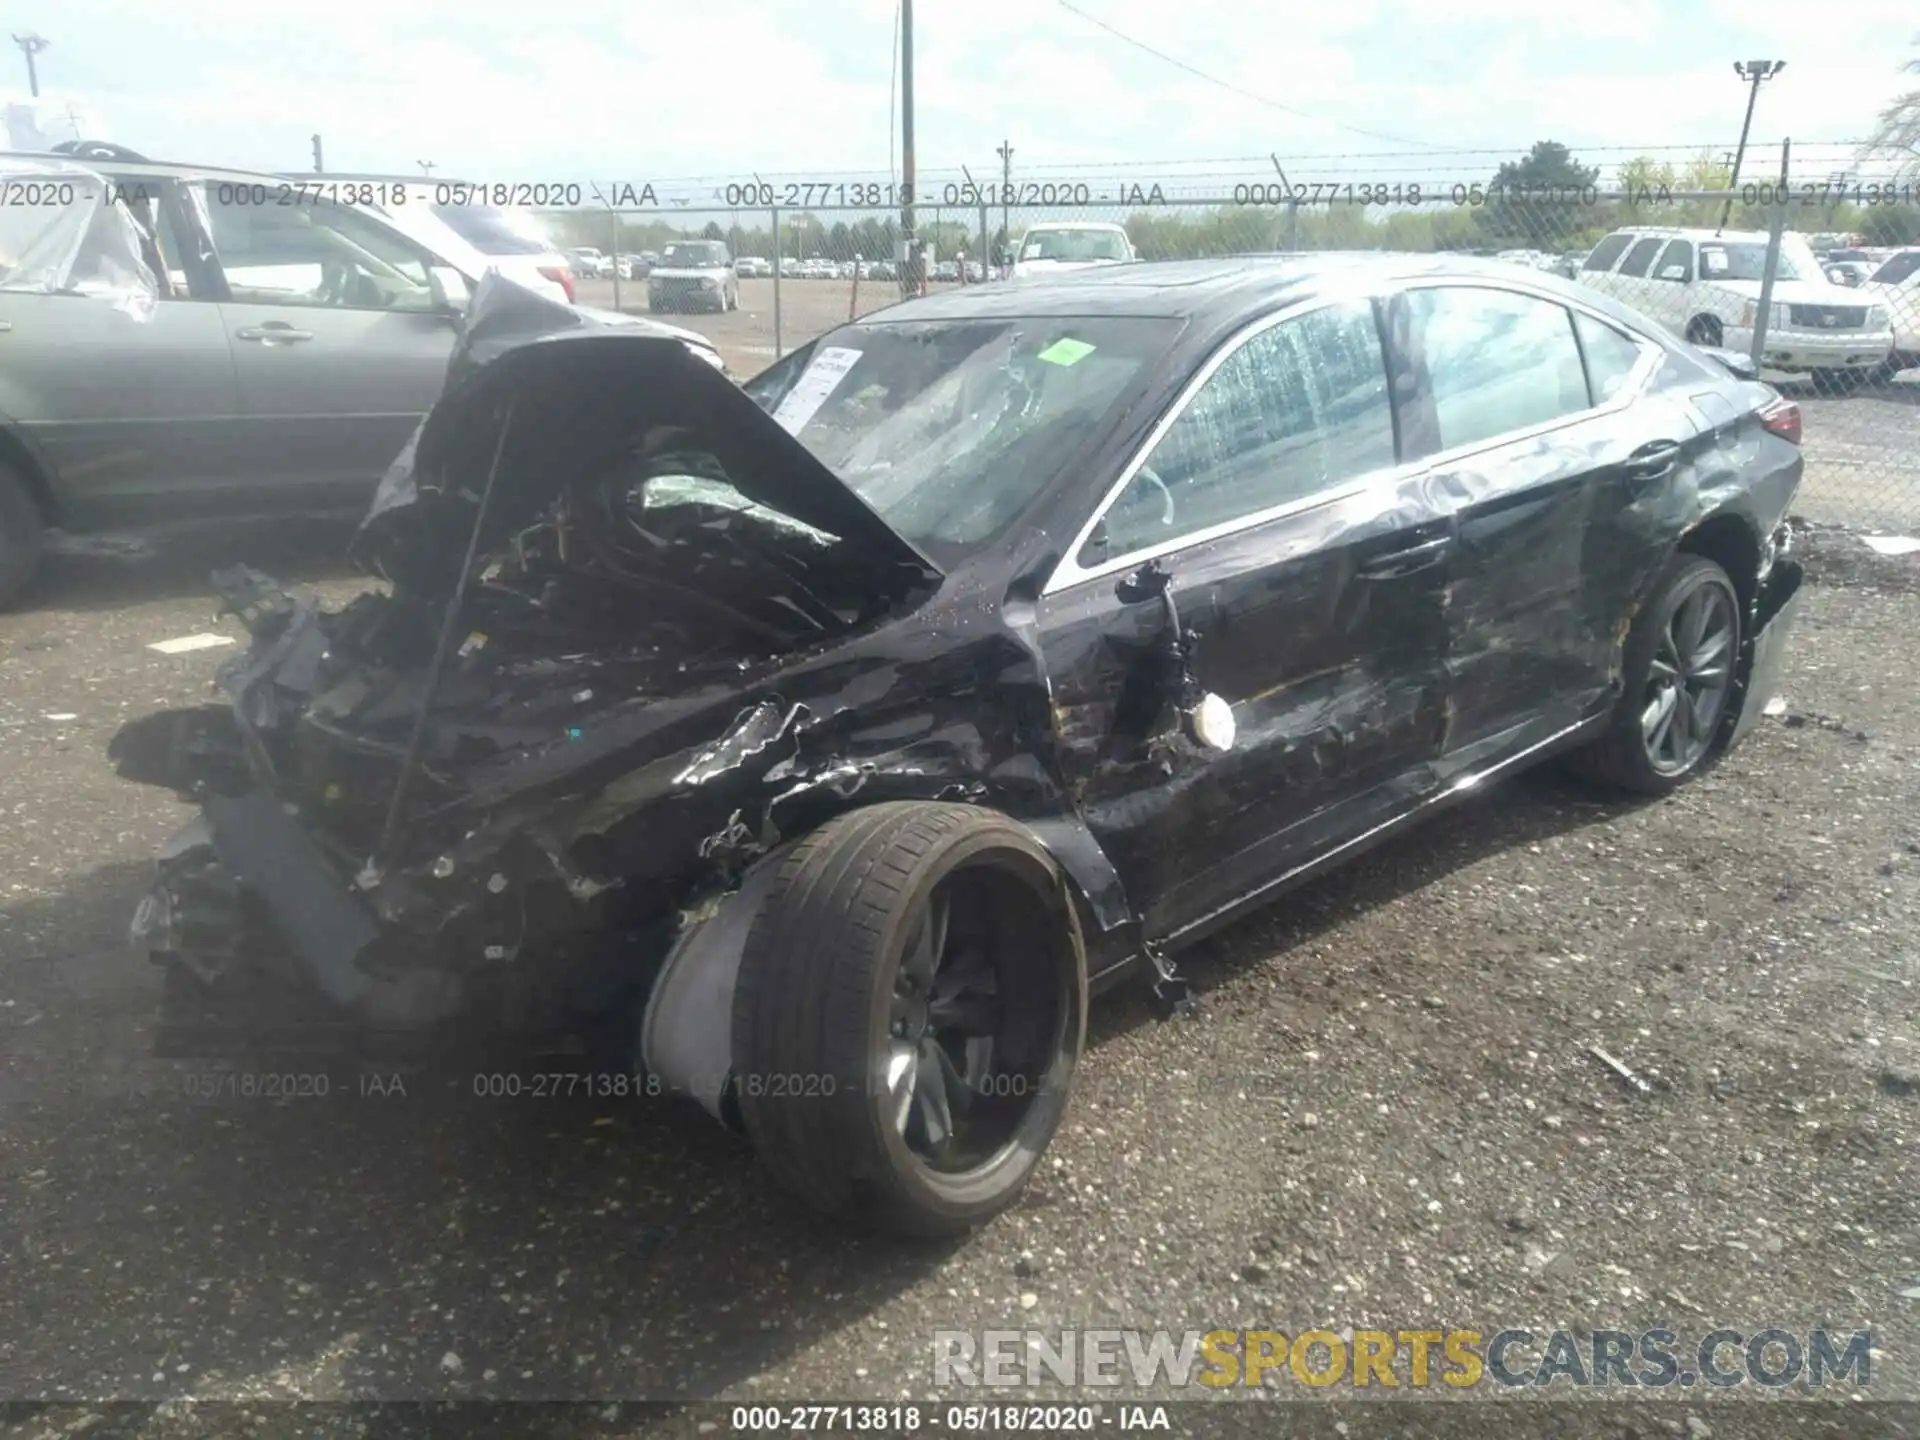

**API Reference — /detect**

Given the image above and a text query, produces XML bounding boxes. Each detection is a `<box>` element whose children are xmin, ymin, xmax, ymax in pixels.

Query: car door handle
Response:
<box><xmin>1356</xmin><ymin>534</ymin><xmax>1451</xmax><ymax>580</ymax></box>
<box><xmin>235</xmin><ymin>324</ymin><xmax>315</xmax><ymax>344</ymax></box>
<box><xmin>0</xmin><ymin>320</ymin><xmax>12</xmax><ymax>333</ymax></box>
<box><xmin>1623</xmin><ymin>439</ymin><xmax>1682</xmax><ymax>484</ymax></box>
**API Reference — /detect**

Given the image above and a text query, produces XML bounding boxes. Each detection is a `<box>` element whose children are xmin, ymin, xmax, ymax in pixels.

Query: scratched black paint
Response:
<box><xmin>109</xmin><ymin>258</ymin><xmax>1802</xmax><ymax>1042</ymax></box>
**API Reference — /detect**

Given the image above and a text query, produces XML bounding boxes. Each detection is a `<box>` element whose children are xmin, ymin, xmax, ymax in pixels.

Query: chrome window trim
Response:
<box><xmin>1041</xmin><ymin>274</ymin><xmax>1662</xmax><ymax>599</ymax></box>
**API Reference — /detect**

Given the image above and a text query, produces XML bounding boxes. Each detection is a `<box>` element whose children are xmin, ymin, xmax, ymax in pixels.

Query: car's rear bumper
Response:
<box><xmin>1728</xmin><ymin>551</ymin><xmax>1804</xmax><ymax>748</ymax></box>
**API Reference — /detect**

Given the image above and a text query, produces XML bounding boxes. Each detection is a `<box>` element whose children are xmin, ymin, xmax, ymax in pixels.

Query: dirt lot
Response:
<box><xmin>0</xmin><ymin>512</ymin><xmax>1917</xmax><ymax>1437</ymax></box>
<box><xmin>577</xmin><ymin>275</ymin><xmax>1920</xmax><ymax>538</ymax></box>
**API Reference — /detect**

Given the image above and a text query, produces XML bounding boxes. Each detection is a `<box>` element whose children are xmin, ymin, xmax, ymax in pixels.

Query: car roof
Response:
<box><xmin>0</xmin><ymin>150</ymin><xmax>330</xmax><ymax>187</ymax></box>
<box><xmin>1606</xmin><ymin>226</ymin><xmax>1775</xmax><ymax>244</ymax></box>
<box><xmin>1020</xmin><ymin>220</ymin><xmax>1130</xmax><ymax>231</ymax></box>
<box><xmin>857</xmin><ymin>253</ymin><xmax>1579</xmax><ymax>327</ymax></box>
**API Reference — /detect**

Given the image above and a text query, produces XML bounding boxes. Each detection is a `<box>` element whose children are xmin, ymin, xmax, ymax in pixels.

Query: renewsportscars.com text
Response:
<box><xmin>933</xmin><ymin>1327</ymin><xmax>1874</xmax><ymax>1389</ymax></box>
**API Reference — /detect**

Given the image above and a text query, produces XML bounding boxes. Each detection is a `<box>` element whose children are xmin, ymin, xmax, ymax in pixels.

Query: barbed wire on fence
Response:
<box><xmin>511</xmin><ymin>140</ymin><xmax>1915</xmax><ymax>211</ymax></box>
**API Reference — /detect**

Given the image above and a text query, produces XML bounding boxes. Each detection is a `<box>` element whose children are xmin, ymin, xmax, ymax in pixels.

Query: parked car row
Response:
<box><xmin>0</xmin><ymin>151</ymin><xmax>727</xmax><ymax>607</ymax></box>
<box><xmin>1574</xmin><ymin>226</ymin><xmax>1916</xmax><ymax>382</ymax></box>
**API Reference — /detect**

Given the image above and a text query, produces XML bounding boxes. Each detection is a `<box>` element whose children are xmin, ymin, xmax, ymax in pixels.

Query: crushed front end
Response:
<box><xmin>109</xmin><ymin>283</ymin><xmax>947</xmax><ymax>1059</ymax></box>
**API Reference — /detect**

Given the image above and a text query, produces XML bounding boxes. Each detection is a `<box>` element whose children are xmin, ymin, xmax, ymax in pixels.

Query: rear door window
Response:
<box><xmin>1406</xmin><ymin>286</ymin><xmax>1592</xmax><ymax>452</ymax></box>
<box><xmin>1572</xmin><ymin>311</ymin><xmax>1651</xmax><ymax>404</ymax></box>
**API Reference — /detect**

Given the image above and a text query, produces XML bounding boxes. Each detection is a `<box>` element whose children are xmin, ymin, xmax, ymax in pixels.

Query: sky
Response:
<box><xmin>2</xmin><ymin>0</ymin><xmax>1916</xmax><ymax>196</ymax></box>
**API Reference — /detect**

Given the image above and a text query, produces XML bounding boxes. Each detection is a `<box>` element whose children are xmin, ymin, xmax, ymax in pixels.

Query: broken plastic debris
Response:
<box><xmin>43</xmin><ymin>712</ymin><xmax>78</xmax><ymax>722</ymax></box>
<box><xmin>1763</xmin><ymin>695</ymin><xmax>1787</xmax><ymax>717</ymax></box>
<box><xmin>1589</xmin><ymin>1044</ymin><xmax>1653</xmax><ymax>1095</ymax></box>
<box><xmin>459</xmin><ymin>632</ymin><xmax>489</xmax><ymax>657</ymax></box>
<box><xmin>1036</xmin><ymin>337</ymin><xmax>1096</xmax><ymax>366</ymax></box>
<box><xmin>1861</xmin><ymin>535</ymin><xmax>1920</xmax><ymax>557</ymax></box>
<box><xmin>148</xmin><ymin>633</ymin><xmax>235</xmax><ymax>655</ymax></box>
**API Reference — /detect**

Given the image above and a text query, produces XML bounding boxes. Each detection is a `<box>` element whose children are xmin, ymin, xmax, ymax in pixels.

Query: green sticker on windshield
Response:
<box><xmin>1037</xmin><ymin>337</ymin><xmax>1095</xmax><ymax>366</ymax></box>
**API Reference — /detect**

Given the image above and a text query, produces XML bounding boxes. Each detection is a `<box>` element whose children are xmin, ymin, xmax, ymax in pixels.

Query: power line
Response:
<box><xmin>1052</xmin><ymin>0</ymin><xmax>1441</xmax><ymax>150</ymax></box>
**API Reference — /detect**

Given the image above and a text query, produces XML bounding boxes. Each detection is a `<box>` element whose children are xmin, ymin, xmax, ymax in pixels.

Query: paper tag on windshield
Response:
<box><xmin>1037</xmin><ymin>337</ymin><xmax>1095</xmax><ymax>366</ymax></box>
<box><xmin>771</xmin><ymin>346</ymin><xmax>864</xmax><ymax>434</ymax></box>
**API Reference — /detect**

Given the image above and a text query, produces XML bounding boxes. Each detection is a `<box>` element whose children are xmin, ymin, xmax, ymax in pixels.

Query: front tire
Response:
<box><xmin>1685</xmin><ymin>315</ymin><xmax>1724</xmax><ymax>349</ymax></box>
<box><xmin>730</xmin><ymin>802</ymin><xmax>1087</xmax><ymax>1237</ymax></box>
<box><xmin>0</xmin><ymin>461</ymin><xmax>46</xmax><ymax>610</ymax></box>
<box><xmin>1569</xmin><ymin>554</ymin><xmax>1743</xmax><ymax>795</ymax></box>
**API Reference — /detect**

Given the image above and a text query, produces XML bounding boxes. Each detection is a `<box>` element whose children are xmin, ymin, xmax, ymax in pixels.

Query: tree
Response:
<box><xmin>1868</xmin><ymin>33</ymin><xmax>1920</xmax><ymax>179</ymax></box>
<box><xmin>1475</xmin><ymin>141</ymin><xmax>1602</xmax><ymax>247</ymax></box>
<box><xmin>700</xmin><ymin>221</ymin><xmax>725</xmax><ymax>241</ymax></box>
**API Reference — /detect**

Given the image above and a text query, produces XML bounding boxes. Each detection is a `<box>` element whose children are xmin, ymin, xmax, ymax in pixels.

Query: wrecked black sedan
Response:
<box><xmin>111</xmin><ymin>258</ymin><xmax>1803</xmax><ymax>1235</ymax></box>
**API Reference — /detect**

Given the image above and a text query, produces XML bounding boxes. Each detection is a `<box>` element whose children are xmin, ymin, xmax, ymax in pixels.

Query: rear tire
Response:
<box><xmin>1685</xmin><ymin>315</ymin><xmax>1724</xmax><ymax>349</ymax></box>
<box><xmin>1567</xmin><ymin>554</ymin><xmax>1743</xmax><ymax>796</ymax></box>
<box><xmin>0</xmin><ymin>461</ymin><xmax>46</xmax><ymax>610</ymax></box>
<box><xmin>730</xmin><ymin>802</ymin><xmax>1086</xmax><ymax>1238</ymax></box>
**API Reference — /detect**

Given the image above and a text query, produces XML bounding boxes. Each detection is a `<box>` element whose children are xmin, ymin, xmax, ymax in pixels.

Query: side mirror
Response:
<box><xmin>428</xmin><ymin>265</ymin><xmax>470</xmax><ymax>314</ymax></box>
<box><xmin>1658</xmin><ymin>264</ymin><xmax>1687</xmax><ymax>281</ymax></box>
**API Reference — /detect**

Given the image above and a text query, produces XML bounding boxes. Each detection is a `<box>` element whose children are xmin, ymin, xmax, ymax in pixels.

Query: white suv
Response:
<box><xmin>1859</xmin><ymin>248</ymin><xmax>1920</xmax><ymax>375</ymax></box>
<box><xmin>1577</xmin><ymin>226</ymin><xmax>1892</xmax><ymax>381</ymax></box>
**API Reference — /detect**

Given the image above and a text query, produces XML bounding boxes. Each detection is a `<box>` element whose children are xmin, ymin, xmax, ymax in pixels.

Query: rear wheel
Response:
<box><xmin>1568</xmin><ymin>554</ymin><xmax>1742</xmax><ymax>795</ymax></box>
<box><xmin>0</xmin><ymin>461</ymin><xmax>46</xmax><ymax>610</ymax></box>
<box><xmin>730</xmin><ymin>802</ymin><xmax>1086</xmax><ymax>1237</ymax></box>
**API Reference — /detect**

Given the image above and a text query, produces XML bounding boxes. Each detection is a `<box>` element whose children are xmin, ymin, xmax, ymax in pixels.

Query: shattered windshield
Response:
<box><xmin>742</xmin><ymin>316</ymin><xmax>1179</xmax><ymax>561</ymax></box>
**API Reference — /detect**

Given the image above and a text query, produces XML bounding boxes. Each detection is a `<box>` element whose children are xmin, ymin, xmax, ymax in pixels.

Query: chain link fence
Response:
<box><xmin>546</xmin><ymin>181</ymin><xmax>1920</xmax><ymax>533</ymax></box>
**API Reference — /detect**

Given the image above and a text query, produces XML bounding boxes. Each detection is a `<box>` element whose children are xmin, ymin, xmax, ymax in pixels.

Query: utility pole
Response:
<box><xmin>311</xmin><ymin>134</ymin><xmax>325</xmax><ymax>174</ymax></box>
<box><xmin>897</xmin><ymin>0</ymin><xmax>919</xmax><ymax>300</ymax></box>
<box><xmin>996</xmin><ymin>139</ymin><xmax>1014</xmax><ymax>272</ymax></box>
<box><xmin>11</xmin><ymin>33</ymin><xmax>49</xmax><ymax>98</ymax></box>
<box><xmin>418</xmin><ymin>160</ymin><xmax>436</xmax><ymax>178</ymax></box>
<box><xmin>1721</xmin><ymin>59</ymin><xmax>1784</xmax><ymax>233</ymax></box>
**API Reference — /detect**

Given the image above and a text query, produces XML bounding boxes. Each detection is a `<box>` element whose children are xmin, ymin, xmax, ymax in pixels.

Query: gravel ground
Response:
<box><xmin>1</xmin><ymin>521</ymin><xmax>1918</xmax><ymax>1438</ymax></box>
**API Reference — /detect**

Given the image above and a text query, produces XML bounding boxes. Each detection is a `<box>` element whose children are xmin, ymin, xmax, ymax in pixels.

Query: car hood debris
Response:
<box><xmin>353</xmin><ymin>271</ymin><xmax>940</xmax><ymax>595</ymax></box>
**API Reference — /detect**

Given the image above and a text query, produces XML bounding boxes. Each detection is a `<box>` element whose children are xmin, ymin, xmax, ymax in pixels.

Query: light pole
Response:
<box><xmin>996</xmin><ymin>139</ymin><xmax>1013</xmax><ymax>271</ymax></box>
<box><xmin>1721</xmin><ymin>59</ymin><xmax>1784</xmax><ymax>233</ymax></box>
<box><xmin>418</xmin><ymin>160</ymin><xmax>436</xmax><ymax>178</ymax></box>
<box><xmin>897</xmin><ymin>0</ymin><xmax>919</xmax><ymax>300</ymax></box>
<box><xmin>11</xmin><ymin>33</ymin><xmax>49</xmax><ymax>98</ymax></box>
